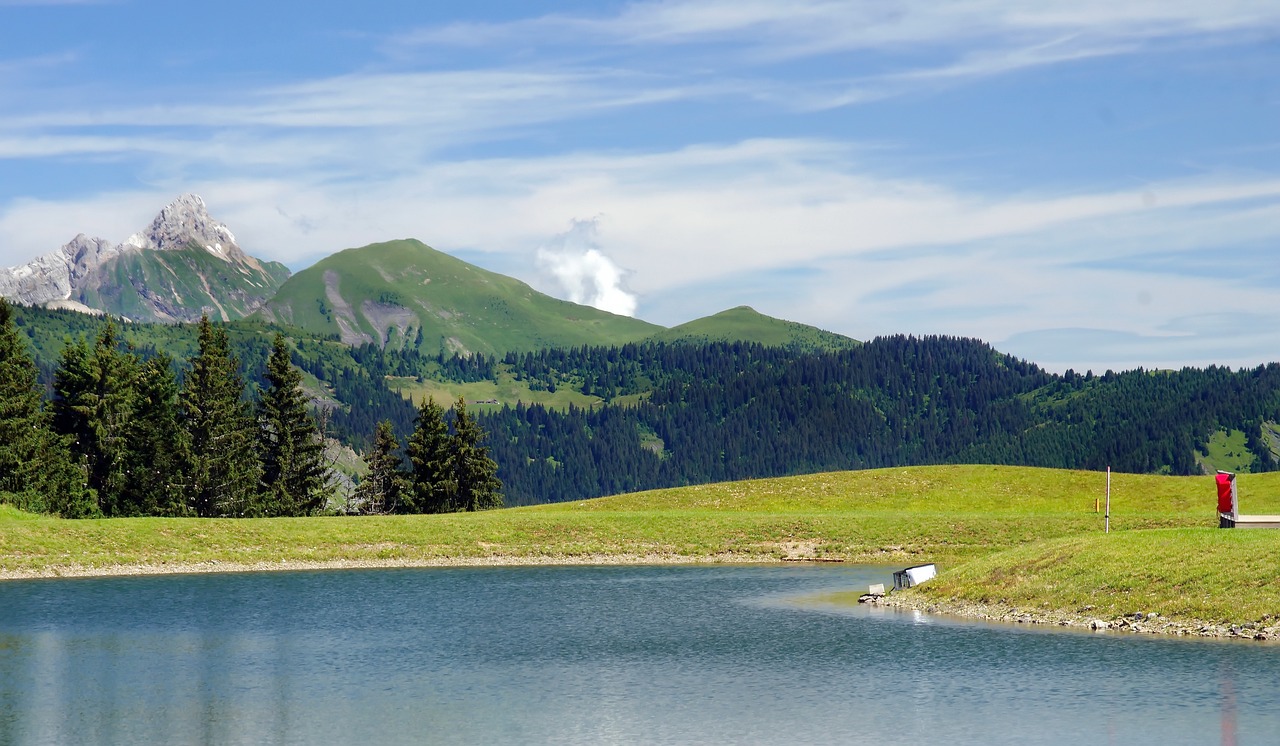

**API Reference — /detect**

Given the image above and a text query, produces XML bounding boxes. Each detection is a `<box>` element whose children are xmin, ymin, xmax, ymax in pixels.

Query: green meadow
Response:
<box><xmin>384</xmin><ymin>373</ymin><xmax>603</xmax><ymax>411</ymax></box>
<box><xmin>4</xmin><ymin>465</ymin><xmax>1278</xmax><ymax>627</ymax></box>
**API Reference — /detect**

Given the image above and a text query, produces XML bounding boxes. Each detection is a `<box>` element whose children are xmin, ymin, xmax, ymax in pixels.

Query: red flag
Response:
<box><xmin>1216</xmin><ymin>473</ymin><xmax>1234</xmax><ymax>514</ymax></box>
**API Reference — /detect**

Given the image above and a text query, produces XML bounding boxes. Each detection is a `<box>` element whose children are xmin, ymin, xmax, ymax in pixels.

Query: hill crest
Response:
<box><xmin>255</xmin><ymin>238</ymin><xmax>661</xmax><ymax>356</ymax></box>
<box><xmin>648</xmin><ymin>305</ymin><xmax>859</xmax><ymax>351</ymax></box>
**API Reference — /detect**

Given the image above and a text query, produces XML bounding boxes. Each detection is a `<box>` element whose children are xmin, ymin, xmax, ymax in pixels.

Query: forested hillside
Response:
<box><xmin>478</xmin><ymin>339</ymin><xmax>1280</xmax><ymax>504</ymax></box>
<box><xmin>6</xmin><ymin>304</ymin><xmax>1280</xmax><ymax>509</ymax></box>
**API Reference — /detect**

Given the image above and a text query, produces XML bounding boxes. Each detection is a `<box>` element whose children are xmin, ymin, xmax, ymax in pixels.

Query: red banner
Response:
<box><xmin>1216</xmin><ymin>473</ymin><xmax>1234</xmax><ymax>514</ymax></box>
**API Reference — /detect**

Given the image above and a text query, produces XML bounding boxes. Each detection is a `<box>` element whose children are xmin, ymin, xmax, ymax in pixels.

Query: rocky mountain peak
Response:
<box><xmin>0</xmin><ymin>193</ymin><xmax>289</xmax><ymax>322</ymax></box>
<box><xmin>0</xmin><ymin>233</ymin><xmax>118</xmax><ymax>306</ymax></box>
<box><xmin>124</xmin><ymin>193</ymin><xmax>244</xmax><ymax>261</ymax></box>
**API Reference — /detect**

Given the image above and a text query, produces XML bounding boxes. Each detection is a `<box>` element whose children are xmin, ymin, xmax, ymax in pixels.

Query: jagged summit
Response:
<box><xmin>0</xmin><ymin>194</ymin><xmax>289</xmax><ymax>322</ymax></box>
<box><xmin>123</xmin><ymin>193</ymin><xmax>244</xmax><ymax>261</ymax></box>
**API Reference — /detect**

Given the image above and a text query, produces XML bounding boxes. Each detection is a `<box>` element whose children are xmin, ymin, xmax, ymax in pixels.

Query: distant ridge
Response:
<box><xmin>647</xmin><ymin>305</ymin><xmax>859</xmax><ymax>351</ymax></box>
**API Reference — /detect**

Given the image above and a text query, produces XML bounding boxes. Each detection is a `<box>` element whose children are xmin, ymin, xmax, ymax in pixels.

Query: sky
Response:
<box><xmin>1</xmin><ymin>0</ymin><xmax>1278</xmax><ymax>373</ymax></box>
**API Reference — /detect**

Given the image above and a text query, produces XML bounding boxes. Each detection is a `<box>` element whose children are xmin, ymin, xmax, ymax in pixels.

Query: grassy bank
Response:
<box><xmin>0</xmin><ymin>465</ymin><xmax>1223</xmax><ymax>575</ymax></box>
<box><xmin>899</xmin><ymin>528</ymin><xmax>1280</xmax><ymax>624</ymax></box>
<box><xmin>3</xmin><ymin>465</ymin><xmax>1279</xmax><ymax>634</ymax></box>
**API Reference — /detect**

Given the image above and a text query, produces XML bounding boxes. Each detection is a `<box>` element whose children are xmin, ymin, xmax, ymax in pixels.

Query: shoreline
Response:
<box><xmin>0</xmin><ymin>552</ymin><xmax>783</xmax><ymax>581</ymax></box>
<box><xmin>875</xmin><ymin>592</ymin><xmax>1279</xmax><ymax>641</ymax></box>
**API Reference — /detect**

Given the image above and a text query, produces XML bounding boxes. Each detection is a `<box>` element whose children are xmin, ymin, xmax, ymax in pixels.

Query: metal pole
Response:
<box><xmin>1105</xmin><ymin>466</ymin><xmax>1111</xmax><ymax>534</ymax></box>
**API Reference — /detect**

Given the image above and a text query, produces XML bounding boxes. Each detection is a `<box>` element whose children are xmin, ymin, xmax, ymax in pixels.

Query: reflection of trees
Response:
<box><xmin>1221</xmin><ymin>663</ymin><xmax>1237</xmax><ymax>746</ymax></box>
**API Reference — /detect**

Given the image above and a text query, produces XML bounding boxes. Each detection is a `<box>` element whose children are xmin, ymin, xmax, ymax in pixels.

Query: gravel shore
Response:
<box><xmin>872</xmin><ymin>592</ymin><xmax>1280</xmax><ymax>641</ymax></box>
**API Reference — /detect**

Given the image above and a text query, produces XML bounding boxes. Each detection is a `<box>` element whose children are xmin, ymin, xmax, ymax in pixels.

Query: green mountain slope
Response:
<box><xmin>648</xmin><ymin>305</ymin><xmax>859</xmax><ymax>351</ymax></box>
<box><xmin>254</xmin><ymin>239</ymin><xmax>661</xmax><ymax>356</ymax></box>
<box><xmin>78</xmin><ymin>243</ymin><xmax>290</xmax><ymax>323</ymax></box>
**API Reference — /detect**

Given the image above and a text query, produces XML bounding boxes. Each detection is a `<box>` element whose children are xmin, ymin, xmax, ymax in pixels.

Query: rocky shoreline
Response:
<box><xmin>867</xmin><ymin>592</ymin><xmax>1279</xmax><ymax>641</ymax></box>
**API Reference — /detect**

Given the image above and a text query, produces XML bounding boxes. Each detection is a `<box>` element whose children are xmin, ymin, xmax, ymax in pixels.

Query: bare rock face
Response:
<box><xmin>0</xmin><ymin>234</ymin><xmax>119</xmax><ymax>305</ymax></box>
<box><xmin>123</xmin><ymin>193</ymin><xmax>247</xmax><ymax>261</ymax></box>
<box><xmin>0</xmin><ymin>193</ymin><xmax>288</xmax><ymax>321</ymax></box>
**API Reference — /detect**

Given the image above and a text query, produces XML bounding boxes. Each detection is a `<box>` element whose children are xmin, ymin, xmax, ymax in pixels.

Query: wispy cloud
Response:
<box><xmin>0</xmin><ymin>0</ymin><xmax>111</xmax><ymax>6</ymax></box>
<box><xmin>2</xmin><ymin>69</ymin><xmax>691</xmax><ymax>130</ymax></box>
<box><xmin>0</xmin><ymin>51</ymin><xmax>78</xmax><ymax>74</ymax></box>
<box><xmin>385</xmin><ymin>1</ymin><xmax>1280</xmax><ymax>112</ymax></box>
<box><xmin>393</xmin><ymin>1</ymin><xmax>1280</xmax><ymax>56</ymax></box>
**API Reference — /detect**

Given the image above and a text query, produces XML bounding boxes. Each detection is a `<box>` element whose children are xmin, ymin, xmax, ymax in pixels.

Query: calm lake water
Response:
<box><xmin>0</xmin><ymin>564</ymin><xmax>1276</xmax><ymax>745</ymax></box>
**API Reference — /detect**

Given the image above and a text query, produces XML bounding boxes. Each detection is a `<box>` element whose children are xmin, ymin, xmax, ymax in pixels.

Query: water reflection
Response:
<box><xmin>1221</xmin><ymin>662</ymin><xmax>1237</xmax><ymax>746</ymax></box>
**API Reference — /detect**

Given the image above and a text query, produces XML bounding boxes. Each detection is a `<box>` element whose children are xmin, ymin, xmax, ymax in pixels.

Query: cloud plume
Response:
<box><xmin>536</xmin><ymin>218</ymin><xmax>638</xmax><ymax>317</ymax></box>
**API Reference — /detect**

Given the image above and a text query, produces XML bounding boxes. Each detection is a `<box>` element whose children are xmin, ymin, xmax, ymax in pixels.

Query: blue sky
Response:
<box><xmin>2</xmin><ymin>0</ymin><xmax>1279</xmax><ymax>373</ymax></box>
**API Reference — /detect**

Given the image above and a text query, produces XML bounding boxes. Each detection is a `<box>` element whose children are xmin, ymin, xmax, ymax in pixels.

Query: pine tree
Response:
<box><xmin>352</xmin><ymin>420</ymin><xmax>406</xmax><ymax>514</ymax></box>
<box><xmin>405</xmin><ymin>396</ymin><xmax>451</xmax><ymax>513</ymax></box>
<box><xmin>181</xmin><ymin>315</ymin><xmax>262</xmax><ymax>517</ymax></box>
<box><xmin>258</xmin><ymin>333</ymin><xmax>328</xmax><ymax>516</ymax></box>
<box><xmin>0</xmin><ymin>298</ymin><xmax>93</xmax><ymax>516</ymax></box>
<box><xmin>122</xmin><ymin>354</ymin><xmax>191</xmax><ymax>516</ymax></box>
<box><xmin>449</xmin><ymin>397</ymin><xmax>503</xmax><ymax>511</ymax></box>
<box><xmin>52</xmin><ymin>320</ymin><xmax>140</xmax><ymax>516</ymax></box>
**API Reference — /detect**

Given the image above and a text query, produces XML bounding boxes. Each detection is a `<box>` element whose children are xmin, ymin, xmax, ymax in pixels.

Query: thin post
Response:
<box><xmin>1105</xmin><ymin>466</ymin><xmax>1111</xmax><ymax>534</ymax></box>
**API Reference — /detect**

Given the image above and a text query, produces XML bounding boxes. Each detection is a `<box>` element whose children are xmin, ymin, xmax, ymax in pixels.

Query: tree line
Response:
<box><xmin>7</xmin><ymin>300</ymin><xmax>1280</xmax><ymax>512</ymax></box>
<box><xmin>479</xmin><ymin>337</ymin><xmax>1280</xmax><ymax>505</ymax></box>
<box><xmin>0</xmin><ymin>300</ymin><xmax>501</xmax><ymax>517</ymax></box>
<box><xmin>351</xmin><ymin>397</ymin><xmax>502</xmax><ymax>515</ymax></box>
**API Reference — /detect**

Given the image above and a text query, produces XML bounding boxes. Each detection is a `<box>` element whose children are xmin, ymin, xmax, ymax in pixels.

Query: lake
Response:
<box><xmin>0</xmin><ymin>564</ymin><xmax>1275</xmax><ymax>745</ymax></box>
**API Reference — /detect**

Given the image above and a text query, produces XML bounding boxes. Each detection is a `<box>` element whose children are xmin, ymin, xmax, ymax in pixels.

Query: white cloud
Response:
<box><xmin>536</xmin><ymin>219</ymin><xmax>638</xmax><ymax>317</ymax></box>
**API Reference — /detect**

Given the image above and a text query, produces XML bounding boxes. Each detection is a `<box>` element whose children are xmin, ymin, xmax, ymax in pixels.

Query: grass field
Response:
<box><xmin>385</xmin><ymin>373</ymin><xmax>603</xmax><ymax>410</ymax></box>
<box><xmin>4</xmin><ymin>465</ymin><xmax>1279</xmax><ymax>629</ymax></box>
<box><xmin>902</xmin><ymin>528</ymin><xmax>1280</xmax><ymax>624</ymax></box>
<box><xmin>1195</xmin><ymin>428</ymin><xmax>1257</xmax><ymax>473</ymax></box>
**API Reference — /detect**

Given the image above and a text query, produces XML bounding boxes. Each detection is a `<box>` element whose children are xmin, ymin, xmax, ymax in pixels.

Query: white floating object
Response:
<box><xmin>893</xmin><ymin>563</ymin><xmax>937</xmax><ymax>590</ymax></box>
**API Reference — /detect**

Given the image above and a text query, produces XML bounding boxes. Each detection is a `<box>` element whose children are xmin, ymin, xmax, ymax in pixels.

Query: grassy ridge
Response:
<box><xmin>258</xmin><ymin>239</ymin><xmax>660</xmax><ymax>356</ymax></box>
<box><xmin>647</xmin><ymin>305</ymin><xmax>860</xmax><ymax>351</ymax></box>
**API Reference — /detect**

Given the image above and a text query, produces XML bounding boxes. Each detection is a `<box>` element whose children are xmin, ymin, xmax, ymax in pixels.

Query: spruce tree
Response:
<box><xmin>52</xmin><ymin>320</ymin><xmax>140</xmax><ymax>516</ymax></box>
<box><xmin>181</xmin><ymin>315</ymin><xmax>262</xmax><ymax>517</ymax></box>
<box><xmin>258</xmin><ymin>333</ymin><xmax>328</xmax><ymax>516</ymax></box>
<box><xmin>449</xmin><ymin>397</ymin><xmax>503</xmax><ymax>511</ymax></box>
<box><xmin>352</xmin><ymin>420</ymin><xmax>406</xmax><ymax>515</ymax></box>
<box><xmin>405</xmin><ymin>396</ymin><xmax>451</xmax><ymax>513</ymax></box>
<box><xmin>0</xmin><ymin>298</ymin><xmax>93</xmax><ymax>516</ymax></box>
<box><xmin>122</xmin><ymin>354</ymin><xmax>191</xmax><ymax>516</ymax></box>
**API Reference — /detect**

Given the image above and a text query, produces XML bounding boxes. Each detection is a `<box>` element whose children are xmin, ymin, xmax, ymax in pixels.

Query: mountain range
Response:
<box><xmin>0</xmin><ymin>195</ymin><xmax>290</xmax><ymax>324</ymax></box>
<box><xmin>0</xmin><ymin>194</ymin><xmax>854</xmax><ymax>353</ymax></box>
<box><xmin>5</xmin><ymin>197</ymin><xmax>1279</xmax><ymax>510</ymax></box>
